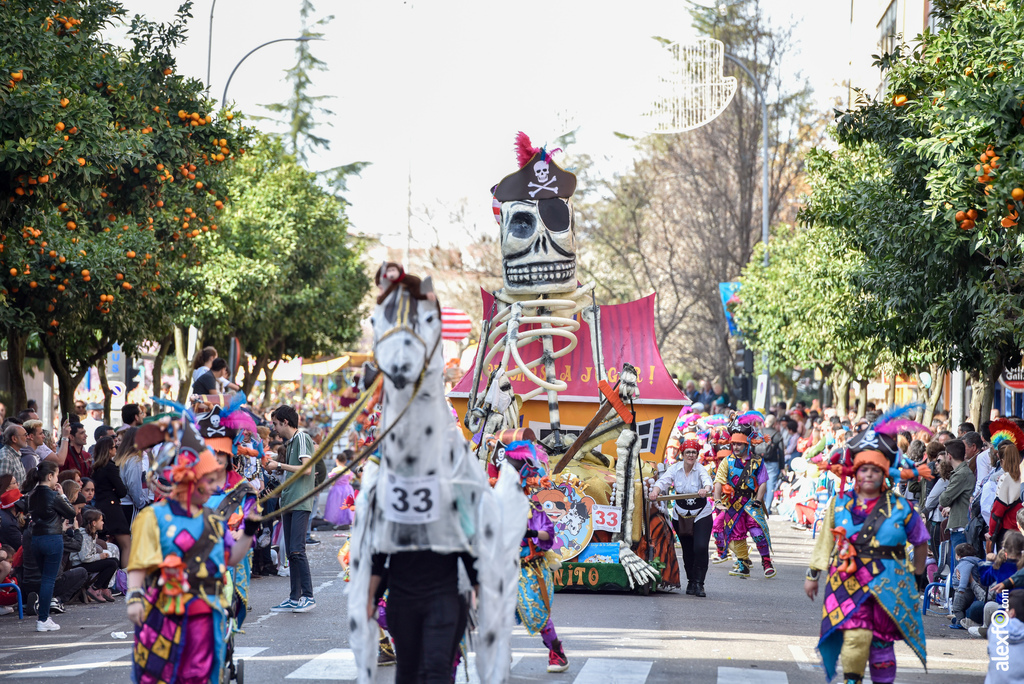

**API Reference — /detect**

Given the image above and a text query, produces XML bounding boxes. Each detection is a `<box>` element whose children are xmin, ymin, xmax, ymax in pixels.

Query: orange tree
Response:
<box><xmin>799</xmin><ymin>0</ymin><xmax>1024</xmax><ymax>424</ymax></box>
<box><xmin>0</xmin><ymin>1</ymin><xmax>247</xmax><ymax>414</ymax></box>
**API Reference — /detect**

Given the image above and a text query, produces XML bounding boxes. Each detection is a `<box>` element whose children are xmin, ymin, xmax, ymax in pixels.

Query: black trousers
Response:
<box><xmin>282</xmin><ymin>510</ymin><xmax>313</xmax><ymax>600</ymax></box>
<box><xmin>386</xmin><ymin>591</ymin><xmax>468</xmax><ymax>684</ymax></box>
<box><xmin>80</xmin><ymin>558</ymin><xmax>119</xmax><ymax>589</ymax></box>
<box><xmin>675</xmin><ymin>514</ymin><xmax>712</xmax><ymax>583</ymax></box>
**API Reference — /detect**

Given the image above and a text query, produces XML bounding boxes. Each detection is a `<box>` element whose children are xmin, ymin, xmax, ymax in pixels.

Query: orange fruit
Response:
<box><xmin>955</xmin><ymin>211</ymin><xmax>966</xmax><ymax>222</ymax></box>
<box><xmin>126</xmin><ymin>250</ymin><xmax>136</xmax><ymax>258</ymax></box>
<box><xmin>893</xmin><ymin>94</ymin><xmax>907</xmax><ymax>106</ymax></box>
<box><xmin>1013</xmin><ymin>188</ymin><xmax>1024</xmax><ymax>201</ymax></box>
<box><xmin>56</xmin><ymin>121</ymin><xmax>65</xmax><ymax>131</ymax></box>
<box><xmin>10</xmin><ymin>71</ymin><xmax>23</xmax><ymax>82</ymax></box>
<box><xmin>163</xmin><ymin>68</ymin><xmax>172</xmax><ymax>76</ymax></box>
<box><xmin>968</xmin><ymin>209</ymin><xmax>979</xmax><ymax>220</ymax></box>
<box><xmin>8</xmin><ymin>268</ymin><xmax>17</xmax><ymax>276</ymax></box>
<box><xmin>66</xmin><ymin>221</ymin><xmax>76</xmax><ymax>230</ymax></box>
<box><xmin>122</xmin><ymin>282</ymin><xmax>132</xmax><ymax>289</ymax></box>
<box><xmin>115</xmin><ymin>273</ymin><xmax>123</xmax><ymax>280</ymax></box>
<box><xmin>77</xmin><ymin>157</ymin><xmax>85</xmax><ymax>166</ymax></box>
<box><xmin>82</xmin><ymin>275</ymin><xmax>90</xmax><ymax>282</ymax></box>
<box><xmin>81</xmin><ymin>269</ymin><xmax>89</xmax><ymax>276</ymax></box>
<box><xmin>29</xmin><ymin>281</ymin><xmax>37</xmax><ymax>288</ymax></box>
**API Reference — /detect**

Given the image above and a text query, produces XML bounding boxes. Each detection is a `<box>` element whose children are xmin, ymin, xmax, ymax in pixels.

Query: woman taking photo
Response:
<box><xmin>651</xmin><ymin>439</ymin><xmax>714</xmax><ymax>597</ymax></box>
<box><xmin>90</xmin><ymin>436</ymin><xmax>131</xmax><ymax>566</ymax></box>
<box><xmin>27</xmin><ymin>461</ymin><xmax>77</xmax><ymax>631</ymax></box>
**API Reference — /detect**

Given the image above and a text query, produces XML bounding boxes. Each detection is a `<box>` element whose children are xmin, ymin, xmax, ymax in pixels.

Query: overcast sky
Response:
<box><xmin>111</xmin><ymin>1</ymin><xmax>850</xmax><ymax>249</ymax></box>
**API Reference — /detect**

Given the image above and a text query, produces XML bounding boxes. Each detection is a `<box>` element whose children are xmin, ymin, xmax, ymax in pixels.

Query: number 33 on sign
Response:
<box><xmin>591</xmin><ymin>504</ymin><xmax>620</xmax><ymax>532</ymax></box>
<box><xmin>384</xmin><ymin>473</ymin><xmax>441</xmax><ymax>524</ymax></box>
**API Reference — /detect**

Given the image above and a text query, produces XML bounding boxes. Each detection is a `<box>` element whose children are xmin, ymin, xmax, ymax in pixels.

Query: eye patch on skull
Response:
<box><xmin>538</xmin><ymin>198</ymin><xmax>571</xmax><ymax>233</ymax></box>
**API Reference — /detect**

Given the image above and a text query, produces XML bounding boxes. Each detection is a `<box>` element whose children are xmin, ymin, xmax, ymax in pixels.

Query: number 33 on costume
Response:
<box><xmin>806</xmin><ymin>408</ymin><xmax>933</xmax><ymax>684</ymax></box>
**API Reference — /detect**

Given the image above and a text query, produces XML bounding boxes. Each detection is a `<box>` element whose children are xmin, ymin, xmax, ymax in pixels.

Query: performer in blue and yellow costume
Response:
<box><xmin>196</xmin><ymin>404</ymin><xmax>260</xmax><ymax>632</ymax></box>
<box><xmin>804</xmin><ymin>408</ymin><xmax>932</xmax><ymax>684</ymax></box>
<box><xmin>503</xmin><ymin>439</ymin><xmax>569</xmax><ymax>674</ymax></box>
<box><xmin>712</xmin><ymin>426</ymin><xmax>775</xmax><ymax>579</ymax></box>
<box><xmin>125</xmin><ymin>417</ymin><xmax>259</xmax><ymax>684</ymax></box>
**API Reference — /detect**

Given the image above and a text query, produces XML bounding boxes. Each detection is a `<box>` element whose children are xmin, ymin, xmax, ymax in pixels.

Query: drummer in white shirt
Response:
<box><xmin>651</xmin><ymin>439</ymin><xmax>714</xmax><ymax>597</ymax></box>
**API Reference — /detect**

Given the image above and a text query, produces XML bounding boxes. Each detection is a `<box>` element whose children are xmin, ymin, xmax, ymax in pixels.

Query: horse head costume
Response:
<box><xmin>348</xmin><ymin>276</ymin><xmax>529</xmax><ymax>684</ymax></box>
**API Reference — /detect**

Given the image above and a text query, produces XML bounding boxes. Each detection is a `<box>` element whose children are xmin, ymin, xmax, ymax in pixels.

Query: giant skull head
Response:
<box><xmin>498</xmin><ymin>198</ymin><xmax>576</xmax><ymax>294</ymax></box>
<box><xmin>493</xmin><ymin>142</ymin><xmax>579</xmax><ymax>295</ymax></box>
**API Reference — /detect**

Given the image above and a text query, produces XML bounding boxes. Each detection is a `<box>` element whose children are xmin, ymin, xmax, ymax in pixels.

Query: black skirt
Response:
<box><xmin>96</xmin><ymin>497</ymin><xmax>131</xmax><ymax>535</ymax></box>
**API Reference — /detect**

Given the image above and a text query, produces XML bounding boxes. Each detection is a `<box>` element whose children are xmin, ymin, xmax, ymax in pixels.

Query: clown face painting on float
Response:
<box><xmin>493</xmin><ymin>133</ymin><xmax>579</xmax><ymax>296</ymax></box>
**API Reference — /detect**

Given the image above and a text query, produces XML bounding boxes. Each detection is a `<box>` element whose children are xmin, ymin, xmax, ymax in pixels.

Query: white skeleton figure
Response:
<box><xmin>348</xmin><ymin>283</ymin><xmax>528</xmax><ymax>684</ymax></box>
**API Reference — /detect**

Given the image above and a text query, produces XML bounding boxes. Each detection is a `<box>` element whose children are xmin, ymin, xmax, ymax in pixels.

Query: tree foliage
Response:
<box><xmin>576</xmin><ymin>0</ymin><xmax>823</xmax><ymax>381</ymax></box>
<box><xmin>0</xmin><ymin>0</ymin><xmax>245</xmax><ymax>413</ymax></box>
<box><xmin>798</xmin><ymin>0</ymin><xmax>1024</xmax><ymax>423</ymax></box>
<box><xmin>192</xmin><ymin>135</ymin><xmax>370</xmax><ymax>396</ymax></box>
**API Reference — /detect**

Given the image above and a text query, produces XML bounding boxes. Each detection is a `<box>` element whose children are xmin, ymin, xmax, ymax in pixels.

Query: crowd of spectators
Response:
<box><xmin>763</xmin><ymin>402</ymin><xmax>1024</xmax><ymax>648</ymax></box>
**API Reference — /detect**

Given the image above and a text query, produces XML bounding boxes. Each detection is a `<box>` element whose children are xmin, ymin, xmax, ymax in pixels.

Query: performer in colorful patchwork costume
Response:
<box><xmin>804</xmin><ymin>409</ymin><xmax>932</xmax><ymax>684</ymax></box>
<box><xmin>504</xmin><ymin>440</ymin><xmax>569</xmax><ymax>673</ymax></box>
<box><xmin>712</xmin><ymin>428</ymin><xmax>775</xmax><ymax>579</ymax></box>
<box><xmin>197</xmin><ymin>404</ymin><xmax>260</xmax><ymax>632</ymax></box>
<box><xmin>125</xmin><ymin>417</ymin><xmax>259</xmax><ymax>684</ymax></box>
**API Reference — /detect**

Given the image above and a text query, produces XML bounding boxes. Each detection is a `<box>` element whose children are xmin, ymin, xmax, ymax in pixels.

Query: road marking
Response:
<box><xmin>463</xmin><ymin>652</ymin><xmax>524</xmax><ymax>683</ymax></box>
<box><xmin>788</xmin><ymin>644</ymin><xmax>817</xmax><ymax>672</ymax></box>
<box><xmin>285</xmin><ymin>648</ymin><xmax>359</xmax><ymax>680</ymax></box>
<box><xmin>573</xmin><ymin>658</ymin><xmax>653</xmax><ymax>684</ymax></box>
<box><xmin>5</xmin><ymin>649</ymin><xmax>131</xmax><ymax>678</ymax></box>
<box><xmin>232</xmin><ymin>647</ymin><xmax>269</xmax><ymax>659</ymax></box>
<box><xmin>717</xmin><ymin>666</ymin><xmax>789</xmax><ymax>684</ymax></box>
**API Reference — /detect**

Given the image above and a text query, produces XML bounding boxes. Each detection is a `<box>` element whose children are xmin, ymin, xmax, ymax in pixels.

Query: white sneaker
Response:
<box><xmin>278</xmin><ymin>566</ymin><xmax>290</xmax><ymax>577</ymax></box>
<box><xmin>0</xmin><ymin>605</ymin><xmax>14</xmax><ymax>615</ymax></box>
<box><xmin>36</xmin><ymin>618</ymin><xmax>60</xmax><ymax>632</ymax></box>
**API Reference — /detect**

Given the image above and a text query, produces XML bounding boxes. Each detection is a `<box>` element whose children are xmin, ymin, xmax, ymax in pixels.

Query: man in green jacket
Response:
<box><xmin>939</xmin><ymin>439</ymin><xmax>976</xmax><ymax>570</ymax></box>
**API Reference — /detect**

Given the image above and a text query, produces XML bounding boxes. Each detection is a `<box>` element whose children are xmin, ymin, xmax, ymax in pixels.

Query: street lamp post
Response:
<box><xmin>207</xmin><ymin>0</ymin><xmax>218</xmax><ymax>87</ymax></box>
<box><xmin>722</xmin><ymin>52</ymin><xmax>771</xmax><ymax>410</ymax></box>
<box><xmin>221</xmin><ymin>36</ymin><xmax>317</xmax><ymax>106</ymax></box>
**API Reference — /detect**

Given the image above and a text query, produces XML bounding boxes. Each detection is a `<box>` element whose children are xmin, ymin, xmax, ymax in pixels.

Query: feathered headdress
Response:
<box><xmin>835</xmin><ymin>403</ymin><xmax>933</xmax><ymax>490</ymax></box>
<box><xmin>736</xmin><ymin>410</ymin><xmax>765</xmax><ymax>426</ymax></box>
<box><xmin>989</xmin><ymin>418</ymin><xmax>1024</xmax><ymax>449</ymax></box>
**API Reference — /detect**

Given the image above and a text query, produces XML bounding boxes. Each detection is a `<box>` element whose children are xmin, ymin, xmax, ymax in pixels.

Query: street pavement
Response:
<box><xmin>0</xmin><ymin>520</ymin><xmax>991</xmax><ymax>683</ymax></box>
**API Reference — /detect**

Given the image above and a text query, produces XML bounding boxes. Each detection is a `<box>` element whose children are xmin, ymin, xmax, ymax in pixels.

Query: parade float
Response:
<box><xmin>448</xmin><ymin>133</ymin><xmax>688</xmax><ymax>594</ymax></box>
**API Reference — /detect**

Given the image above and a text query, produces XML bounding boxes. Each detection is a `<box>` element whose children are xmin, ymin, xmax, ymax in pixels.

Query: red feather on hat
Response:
<box><xmin>515</xmin><ymin>131</ymin><xmax>540</xmax><ymax>168</ymax></box>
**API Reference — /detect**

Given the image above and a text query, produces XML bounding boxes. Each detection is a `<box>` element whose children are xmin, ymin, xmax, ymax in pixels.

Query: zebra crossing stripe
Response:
<box><xmin>462</xmin><ymin>652</ymin><xmax>524</xmax><ymax>683</ymax></box>
<box><xmin>284</xmin><ymin>648</ymin><xmax>359</xmax><ymax>680</ymax></box>
<box><xmin>6</xmin><ymin>649</ymin><xmax>131</xmax><ymax>678</ymax></box>
<box><xmin>717</xmin><ymin>666</ymin><xmax>789</xmax><ymax>684</ymax></box>
<box><xmin>572</xmin><ymin>658</ymin><xmax>653</xmax><ymax>684</ymax></box>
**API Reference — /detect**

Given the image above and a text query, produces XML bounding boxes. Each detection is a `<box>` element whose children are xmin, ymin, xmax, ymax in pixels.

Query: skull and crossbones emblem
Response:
<box><xmin>528</xmin><ymin>160</ymin><xmax>557</xmax><ymax>197</ymax></box>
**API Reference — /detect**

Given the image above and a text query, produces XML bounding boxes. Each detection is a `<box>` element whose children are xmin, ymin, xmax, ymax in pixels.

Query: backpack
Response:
<box><xmin>762</xmin><ymin>430</ymin><xmax>784</xmax><ymax>466</ymax></box>
<box><xmin>314</xmin><ymin>456</ymin><xmax>328</xmax><ymax>487</ymax></box>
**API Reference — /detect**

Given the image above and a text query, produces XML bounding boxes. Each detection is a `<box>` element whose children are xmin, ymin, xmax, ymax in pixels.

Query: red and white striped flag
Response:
<box><xmin>441</xmin><ymin>307</ymin><xmax>473</xmax><ymax>340</ymax></box>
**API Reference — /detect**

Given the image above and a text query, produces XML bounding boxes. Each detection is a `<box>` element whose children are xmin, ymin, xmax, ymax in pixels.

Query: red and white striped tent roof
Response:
<box><xmin>441</xmin><ymin>307</ymin><xmax>473</xmax><ymax>341</ymax></box>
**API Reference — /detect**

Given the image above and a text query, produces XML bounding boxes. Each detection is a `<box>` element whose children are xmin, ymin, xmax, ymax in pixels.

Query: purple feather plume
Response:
<box><xmin>875</xmin><ymin>419</ymin><xmax>931</xmax><ymax>437</ymax></box>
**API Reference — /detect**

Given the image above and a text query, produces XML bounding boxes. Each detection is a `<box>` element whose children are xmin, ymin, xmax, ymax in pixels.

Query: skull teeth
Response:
<box><xmin>505</xmin><ymin>260</ymin><xmax>576</xmax><ymax>284</ymax></box>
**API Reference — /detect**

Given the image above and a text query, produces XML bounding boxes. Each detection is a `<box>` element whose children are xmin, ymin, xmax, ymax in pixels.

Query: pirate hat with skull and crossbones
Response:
<box><xmin>493</xmin><ymin>132</ymin><xmax>577</xmax><ymax>202</ymax></box>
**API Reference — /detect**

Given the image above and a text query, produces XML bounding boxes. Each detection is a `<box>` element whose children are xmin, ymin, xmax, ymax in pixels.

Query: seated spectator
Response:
<box><xmin>0</xmin><ymin>486</ymin><xmax>22</xmax><ymax>550</ymax></box>
<box><xmin>60</xmin><ymin>479</ymin><xmax>80</xmax><ymax>503</ymax></box>
<box><xmin>58</xmin><ymin>469</ymin><xmax>81</xmax><ymax>486</ymax></box>
<box><xmin>68</xmin><ymin>509</ymin><xmax>117</xmax><ymax>603</ymax></box>
<box><xmin>951</xmin><ymin>543</ymin><xmax>986</xmax><ymax>625</ymax></box>
<box><xmin>964</xmin><ymin>531</ymin><xmax>1024</xmax><ymax>633</ymax></box>
<box><xmin>80</xmin><ymin>477</ymin><xmax>95</xmax><ymax>505</ymax></box>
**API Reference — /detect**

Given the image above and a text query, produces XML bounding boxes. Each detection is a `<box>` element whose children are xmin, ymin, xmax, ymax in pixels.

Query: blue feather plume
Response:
<box><xmin>871</xmin><ymin>403</ymin><xmax>923</xmax><ymax>429</ymax></box>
